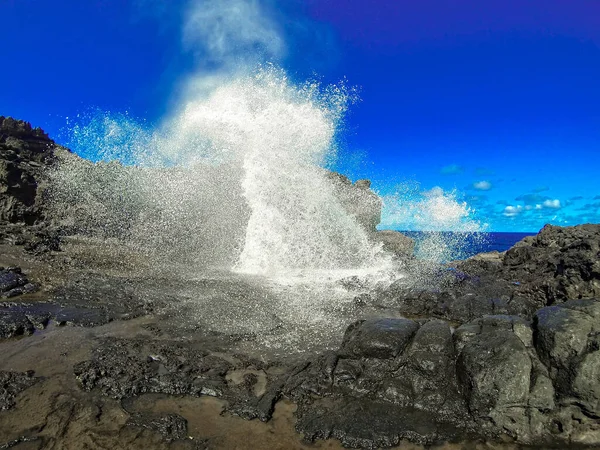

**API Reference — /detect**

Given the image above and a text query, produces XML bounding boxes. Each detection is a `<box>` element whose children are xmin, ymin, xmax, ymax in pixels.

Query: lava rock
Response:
<box><xmin>23</xmin><ymin>227</ymin><xmax>63</xmax><ymax>255</ymax></box>
<box><xmin>469</xmin><ymin>224</ymin><xmax>600</xmax><ymax>309</ymax></box>
<box><xmin>0</xmin><ymin>309</ymin><xmax>35</xmax><ymax>339</ymax></box>
<box><xmin>286</xmin><ymin>318</ymin><xmax>470</xmax><ymax>447</ymax></box>
<box><xmin>285</xmin><ymin>302</ymin><xmax>600</xmax><ymax>448</ymax></box>
<box><xmin>446</xmin><ymin>293</ymin><xmax>508</xmax><ymax>323</ymax></box>
<box><xmin>400</xmin><ymin>320</ymin><xmax>464</xmax><ymax>416</ymax></box>
<box><xmin>51</xmin><ymin>275</ymin><xmax>164</xmax><ymax>321</ymax></box>
<box><xmin>534</xmin><ymin>299</ymin><xmax>600</xmax><ymax>417</ymax></box>
<box><xmin>74</xmin><ymin>337</ymin><xmax>232</xmax><ymax>399</ymax></box>
<box><xmin>340</xmin><ymin>318</ymin><xmax>419</xmax><ymax>359</ymax></box>
<box><xmin>74</xmin><ymin>337</ymin><xmax>283</xmax><ymax>426</ymax></box>
<box><xmin>295</xmin><ymin>398</ymin><xmax>466</xmax><ymax>448</ymax></box>
<box><xmin>380</xmin><ymin>224</ymin><xmax>600</xmax><ymax>325</ymax></box>
<box><xmin>456</xmin><ymin>316</ymin><xmax>535</xmax><ymax>439</ymax></box>
<box><xmin>372</xmin><ymin>230</ymin><xmax>415</xmax><ymax>258</ymax></box>
<box><xmin>353</xmin><ymin>179</ymin><xmax>371</xmax><ymax>190</ymax></box>
<box><xmin>0</xmin><ymin>116</ymin><xmax>59</xmax><ymax>226</ymax></box>
<box><xmin>126</xmin><ymin>413</ymin><xmax>188</xmax><ymax>442</ymax></box>
<box><xmin>0</xmin><ymin>302</ymin><xmax>123</xmax><ymax>338</ymax></box>
<box><xmin>0</xmin><ymin>267</ymin><xmax>30</xmax><ymax>297</ymax></box>
<box><xmin>0</xmin><ymin>370</ymin><xmax>39</xmax><ymax>410</ymax></box>
<box><xmin>53</xmin><ymin>306</ymin><xmax>111</xmax><ymax>327</ymax></box>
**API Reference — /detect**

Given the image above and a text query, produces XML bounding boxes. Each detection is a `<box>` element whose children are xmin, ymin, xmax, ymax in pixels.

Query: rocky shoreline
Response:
<box><xmin>1</xmin><ymin>116</ymin><xmax>599</xmax><ymax>449</ymax></box>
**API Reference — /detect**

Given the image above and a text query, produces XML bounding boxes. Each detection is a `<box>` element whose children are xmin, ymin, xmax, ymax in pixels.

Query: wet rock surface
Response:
<box><xmin>284</xmin><ymin>300</ymin><xmax>600</xmax><ymax>447</ymax></box>
<box><xmin>378</xmin><ymin>223</ymin><xmax>600</xmax><ymax>324</ymax></box>
<box><xmin>74</xmin><ymin>338</ymin><xmax>234</xmax><ymax>399</ymax></box>
<box><xmin>284</xmin><ymin>318</ymin><xmax>471</xmax><ymax>447</ymax></box>
<box><xmin>327</xmin><ymin>171</ymin><xmax>382</xmax><ymax>233</ymax></box>
<box><xmin>126</xmin><ymin>413</ymin><xmax>189</xmax><ymax>442</ymax></box>
<box><xmin>73</xmin><ymin>336</ymin><xmax>283</xmax><ymax>424</ymax></box>
<box><xmin>0</xmin><ymin>370</ymin><xmax>39</xmax><ymax>411</ymax></box>
<box><xmin>0</xmin><ymin>273</ymin><xmax>164</xmax><ymax>339</ymax></box>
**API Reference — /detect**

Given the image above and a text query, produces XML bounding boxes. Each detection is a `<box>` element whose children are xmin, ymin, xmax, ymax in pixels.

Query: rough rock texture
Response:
<box><xmin>74</xmin><ymin>338</ymin><xmax>232</xmax><ymax>399</ymax></box>
<box><xmin>284</xmin><ymin>318</ymin><xmax>471</xmax><ymax>447</ymax></box>
<box><xmin>74</xmin><ymin>337</ymin><xmax>281</xmax><ymax>422</ymax></box>
<box><xmin>0</xmin><ymin>370</ymin><xmax>39</xmax><ymax>410</ymax></box>
<box><xmin>281</xmin><ymin>299</ymin><xmax>600</xmax><ymax>448</ymax></box>
<box><xmin>2</xmin><ymin>117</ymin><xmax>600</xmax><ymax>449</ymax></box>
<box><xmin>0</xmin><ymin>274</ymin><xmax>165</xmax><ymax>340</ymax></box>
<box><xmin>340</xmin><ymin>318</ymin><xmax>419</xmax><ymax>359</ymax></box>
<box><xmin>0</xmin><ymin>301</ymin><xmax>132</xmax><ymax>339</ymax></box>
<box><xmin>327</xmin><ymin>172</ymin><xmax>382</xmax><ymax>233</ymax></box>
<box><xmin>534</xmin><ymin>299</ymin><xmax>600</xmax><ymax>419</ymax></box>
<box><xmin>372</xmin><ymin>230</ymin><xmax>415</xmax><ymax>258</ymax></box>
<box><xmin>378</xmin><ymin>224</ymin><xmax>600</xmax><ymax>324</ymax></box>
<box><xmin>126</xmin><ymin>413</ymin><xmax>189</xmax><ymax>442</ymax></box>
<box><xmin>461</xmin><ymin>224</ymin><xmax>600</xmax><ymax>308</ymax></box>
<box><xmin>0</xmin><ymin>116</ymin><xmax>60</xmax><ymax>225</ymax></box>
<box><xmin>0</xmin><ymin>267</ymin><xmax>37</xmax><ymax>298</ymax></box>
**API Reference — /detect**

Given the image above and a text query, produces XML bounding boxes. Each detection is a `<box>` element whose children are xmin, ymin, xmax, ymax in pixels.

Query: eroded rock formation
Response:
<box><xmin>284</xmin><ymin>300</ymin><xmax>600</xmax><ymax>447</ymax></box>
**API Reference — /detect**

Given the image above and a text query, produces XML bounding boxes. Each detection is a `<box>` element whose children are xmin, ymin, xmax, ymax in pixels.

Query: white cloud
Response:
<box><xmin>503</xmin><ymin>205</ymin><xmax>523</xmax><ymax>217</ymax></box>
<box><xmin>542</xmin><ymin>199</ymin><xmax>561</xmax><ymax>209</ymax></box>
<box><xmin>473</xmin><ymin>180</ymin><xmax>492</xmax><ymax>191</ymax></box>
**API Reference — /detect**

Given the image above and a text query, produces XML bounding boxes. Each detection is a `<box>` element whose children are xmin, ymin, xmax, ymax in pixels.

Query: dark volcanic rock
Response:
<box><xmin>340</xmin><ymin>318</ymin><xmax>418</xmax><ymax>359</ymax></box>
<box><xmin>126</xmin><ymin>412</ymin><xmax>189</xmax><ymax>442</ymax></box>
<box><xmin>285</xmin><ymin>319</ymin><xmax>471</xmax><ymax>447</ymax></box>
<box><xmin>295</xmin><ymin>398</ymin><xmax>465</xmax><ymax>448</ymax></box>
<box><xmin>74</xmin><ymin>337</ymin><xmax>232</xmax><ymax>399</ymax></box>
<box><xmin>327</xmin><ymin>171</ymin><xmax>382</xmax><ymax>233</ymax></box>
<box><xmin>0</xmin><ymin>302</ymin><xmax>121</xmax><ymax>337</ymax></box>
<box><xmin>534</xmin><ymin>299</ymin><xmax>600</xmax><ymax>418</ymax></box>
<box><xmin>285</xmin><ymin>299</ymin><xmax>600</xmax><ymax>447</ymax></box>
<box><xmin>461</xmin><ymin>224</ymin><xmax>600</xmax><ymax>310</ymax></box>
<box><xmin>0</xmin><ymin>370</ymin><xmax>39</xmax><ymax>410</ymax></box>
<box><xmin>0</xmin><ymin>308</ymin><xmax>35</xmax><ymax>339</ymax></box>
<box><xmin>502</xmin><ymin>224</ymin><xmax>600</xmax><ymax>303</ymax></box>
<box><xmin>51</xmin><ymin>275</ymin><xmax>166</xmax><ymax>322</ymax></box>
<box><xmin>74</xmin><ymin>336</ymin><xmax>293</xmax><ymax>430</ymax></box>
<box><xmin>0</xmin><ymin>273</ymin><xmax>165</xmax><ymax>339</ymax></box>
<box><xmin>0</xmin><ymin>267</ymin><xmax>45</xmax><ymax>337</ymax></box>
<box><xmin>455</xmin><ymin>315</ymin><xmax>547</xmax><ymax>441</ymax></box>
<box><xmin>0</xmin><ymin>116</ymin><xmax>59</xmax><ymax>226</ymax></box>
<box><xmin>74</xmin><ymin>336</ymin><xmax>281</xmax><ymax>424</ymax></box>
<box><xmin>379</xmin><ymin>224</ymin><xmax>600</xmax><ymax>324</ymax></box>
<box><xmin>23</xmin><ymin>226</ymin><xmax>63</xmax><ymax>255</ymax></box>
<box><xmin>0</xmin><ymin>267</ymin><xmax>35</xmax><ymax>298</ymax></box>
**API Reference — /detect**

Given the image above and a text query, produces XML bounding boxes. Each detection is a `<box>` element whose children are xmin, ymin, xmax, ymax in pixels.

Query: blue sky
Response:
<box><xmin>1</xmin><ymin>0</ymin><xmax>599</xmax><ymax>232</ymax></box>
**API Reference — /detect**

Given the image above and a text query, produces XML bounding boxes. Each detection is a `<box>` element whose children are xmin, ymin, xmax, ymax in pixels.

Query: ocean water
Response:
<box><xmin>400</xmin><ymin>231</ymin><xmax>536</xmax><ymax>261</ymax></box>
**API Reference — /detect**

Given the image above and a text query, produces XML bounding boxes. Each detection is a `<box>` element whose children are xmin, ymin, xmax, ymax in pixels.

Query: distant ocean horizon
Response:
<box><xmin>397</xmin><ymin>231</ymin><xmax>536</xmax><ymax>261</ymax></box>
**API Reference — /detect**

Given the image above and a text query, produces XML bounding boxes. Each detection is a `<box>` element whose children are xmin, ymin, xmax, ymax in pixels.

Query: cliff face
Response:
<box><xmin>0</xmin><ymin>117</ymin><xmax>59</xmax><ymax>224</ymax></box>
<box><xmin>326</xmin><ymin>171</ymin><xmax>382</xmax><ymax>233</ymax></box>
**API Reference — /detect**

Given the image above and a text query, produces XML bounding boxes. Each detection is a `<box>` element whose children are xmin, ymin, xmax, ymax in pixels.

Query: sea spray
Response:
<box><xmin>49</xmin><ymin>68</ymin><xmax>393</xmax><ymax>277</ymax></box>
<box><xmin>42</xmin><ymin>0</ymin><xmax>487</xmax><ymax>353</ymax></box>
<box><xmin>380</xmin><ymin>185</ymin><xmax>487</xmax><ymax>262</ymax></box>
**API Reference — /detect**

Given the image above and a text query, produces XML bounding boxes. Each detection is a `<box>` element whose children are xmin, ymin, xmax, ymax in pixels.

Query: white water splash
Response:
<box><xmin>52</xmin><ymin>67</ymin><xmax>392</xmax><ymax>277</ymax></box>
<box><xmin>381</xmin><ymin>185</ymin><xmax>487</xmax><ymax>262</ymax></box>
